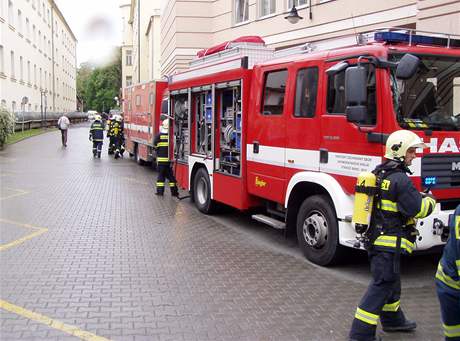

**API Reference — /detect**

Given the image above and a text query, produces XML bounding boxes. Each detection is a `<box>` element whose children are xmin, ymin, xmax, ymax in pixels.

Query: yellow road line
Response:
<box><xmin>0</xmin><ymin>218</ymin><xmax>48</xmax><ymax>252</ymax></box>
<box><xmin>0</xmin><ymin>300</ymin><xmax>112</xmax><ymax>341</ymax></box>
<box><xmin>0</xmin><ymin>188</ymin><xmax>29</xmax><ymax>201</ymax></box>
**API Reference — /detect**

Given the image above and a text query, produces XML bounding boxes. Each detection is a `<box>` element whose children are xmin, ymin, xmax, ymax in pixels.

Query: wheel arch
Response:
<box><xmin>189</xmin><ymin>162</ymin><xmax>208</xmax><ymax>202</ymax></box>
<box><xmin>285</xmin><ymin>172</ymin><xmax>354</xmax><ymax>235</ymax></box>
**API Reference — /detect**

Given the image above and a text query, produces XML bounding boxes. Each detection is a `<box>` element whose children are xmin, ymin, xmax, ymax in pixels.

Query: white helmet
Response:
<box><xmin>160</xmin><ymin>119</ymin><xmax>169</xmax><ymax>134</ymax></box>
<box><xmin>115</xmin><ymin>115</ymin><xmax>122</xmax><ymax>122</ymax></box>
<box><xmin>384</xmin><ymin>130</ymin><xmax>427</xmax><ymax>162</ymax></box>
<box><xmin>94</xmin><ymin>114</ymin><xmax>102</xmax><ymax>121</ymax></box>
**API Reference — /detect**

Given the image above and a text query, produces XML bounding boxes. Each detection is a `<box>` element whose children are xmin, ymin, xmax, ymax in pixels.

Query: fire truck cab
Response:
<box><xmin>168</xmin><ymin>29</ymin><xmax>460</xmax><ymax>266</ymax></box>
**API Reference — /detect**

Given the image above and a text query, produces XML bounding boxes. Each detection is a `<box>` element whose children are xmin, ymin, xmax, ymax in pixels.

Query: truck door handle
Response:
<box><xmin>253</xmin><ymin>141</ymin><xmax>259</xmax><ymax>154</ymax></box>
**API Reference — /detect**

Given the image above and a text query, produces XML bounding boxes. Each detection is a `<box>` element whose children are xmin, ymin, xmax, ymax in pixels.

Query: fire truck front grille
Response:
<box><xmin>421</xmin><ymin>154</ymin><xmax>460</xmax><ymax>189</ymax></box>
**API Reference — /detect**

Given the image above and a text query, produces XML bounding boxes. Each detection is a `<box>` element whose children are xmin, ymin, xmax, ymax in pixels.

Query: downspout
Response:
<box><xmin>51</xmin><ymin>1</ymin><xmax>56</xmax><ymax>111</ymax></box>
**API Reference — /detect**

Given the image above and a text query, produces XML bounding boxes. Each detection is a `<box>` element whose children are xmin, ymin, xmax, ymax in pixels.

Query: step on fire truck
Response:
<box><xmin>123</xmin><ymin>81</ymin><xmax>167</xmax><ymax>165</ymax></box>
<box><xmin>165</xmin><ymin>29</ymin><xmax>460</xmax><ymax>266</ymax></box>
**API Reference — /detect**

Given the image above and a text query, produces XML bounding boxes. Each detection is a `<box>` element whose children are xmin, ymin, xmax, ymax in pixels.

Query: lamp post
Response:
<box><xmin>21</xmin><ymin>96</ymin><xmax>29</xmax><ymax>133</ymax></box>
<box><xmin>40</xmin><ymin>90</ymin><xmax>48</xmax><ymax>128</ymax></box>
<box><xmin>114</xmin><ymin>96</ymin><xmax>119</xmax><ymax>108</ymax></box>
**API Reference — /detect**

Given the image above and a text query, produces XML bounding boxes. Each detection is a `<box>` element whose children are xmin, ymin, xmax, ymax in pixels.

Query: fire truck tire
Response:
<box><xmin>296</xmin><ymin>195</ymin><xmax>345</xmax><ymax>266</ymax></box>
<box><xmin>193</xmin><ymin>168</ymin><xmax>216</xmax><ymax>214</ymax></box>
<box><xmin>134</xmin><ymin>145</ymin><xmax>145</xmax><ymax>165</ymax></box>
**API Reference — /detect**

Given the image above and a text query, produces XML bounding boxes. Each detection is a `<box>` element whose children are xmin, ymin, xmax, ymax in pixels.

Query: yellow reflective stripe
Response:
<box><xmin>436</xmin><ymin>263</ymin><xmax>460</xmax><ymax>290</ymax></box>
<box><xmin>456</xmin><ymin>216</ymin><xmax>460</xmax><ymax>240</ymax></box>
<box><xmin>157</xmin><ymin>157</ymin><xmax>169</xmax><ymax>162</ymax></box>
<box><xmin>444</xmin><ymin>323</ymin><xmax>460</xmax><ymax>338</ymax></box>
<box><xmin>160</xmin><ymin>135</ymin><xmax>168</xmax><ymax>140</ymax></box>
<box><xmin>355</xmin><ymin>307</ymin><xmax>379</xmax><ymax>325</ymax></box>
<box><xmin>382</xmin><ymin>300</ymin><xmax>400</xmax><ymax>312</ymax></box>
<box><xmin>157</xmin><ymin>142</ymin><xmax>169</xmax><ymax>147</ymax></box>
<box><xmin>169</xmin><ymin>183</ymin><xmax>176</xmax><ymax>187</ymax></box>
<box><xmin>415</xmin><ymin>197</ymin><xmax>434</xmax><ymax>218</ymax></box>
<box><xmin>156</xmin><ymin>182</ymin><xmax>165</xmax><ymax>187</ymax></box>
<box><xmin>373</xmin><ymin>235</ymin><xmax>415</xmax><ymax>254</ymax></box>
<box><xmin>456</xmin><ymin>260</ymin><xmax>460</xmax><ymax>277</ymax></box>
<box><xmin>379</xmin><ymin>199</ymin><xmax>398</xmax><ymax>212</ymax></box>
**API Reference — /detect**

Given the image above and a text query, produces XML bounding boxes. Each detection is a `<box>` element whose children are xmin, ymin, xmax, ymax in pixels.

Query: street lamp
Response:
<box><xmin>285</xmin><ymin>2</ymin><xmax>312</xmax><ymax>24</ymax></box>
<box><xmin>21</xmin><ymin>96</ymin><xmax>29</xmax><ymax>133</ymax></box>
<box><xmin>114</xmin><ymin>96</ymin><xmax>119</xmax><ymax>107</ymax></box>
<box><xmin>40</xmin><ymin>90</ymin><xmax>48</xmax><ymax>128</ymax></box>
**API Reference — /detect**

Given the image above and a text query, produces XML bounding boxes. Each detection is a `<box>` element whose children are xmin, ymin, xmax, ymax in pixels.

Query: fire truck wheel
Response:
<box><xmin>193</xmin><ymin>168</ymin><xmax>215</xmax><ymax>214</ymax></box>
<box><xmin>135</xmin><ymin>145</ymin><xmax>145</xmax><ymax>165</ymax></box>
<box><xmin>296</xmin><ymin>195</ymin><xmax>344</xmax><ymax>266</ymax></box>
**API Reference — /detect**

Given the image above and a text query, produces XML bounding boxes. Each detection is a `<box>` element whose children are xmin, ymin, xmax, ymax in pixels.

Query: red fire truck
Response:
<box><xmin>165</xmin><ymin>29</ymin><xmax>460</xmax><ymax>266</ymax></box>
<box><xmin>123</xmin><ymin>81</ymin><xmax>168</xmax><ymax>165</ymax></box>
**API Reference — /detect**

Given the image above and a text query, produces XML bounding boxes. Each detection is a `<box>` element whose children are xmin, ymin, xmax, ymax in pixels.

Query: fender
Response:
<box><xmin>285</xmin><ymin>171</ymin><xmax>354</xmax><ymax>220</ymax></box>
<box><xmin>188</xmin><ymin>156</ymin><xmax>215</xmax><ymax>197</ymax></box>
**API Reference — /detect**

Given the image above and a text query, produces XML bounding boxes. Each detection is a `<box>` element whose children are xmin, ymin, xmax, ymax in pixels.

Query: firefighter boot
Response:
<box><xmin>97</xmin><ymin>151</ymin><xmax>101</xmax><ymax>159</ymax></box>
<box><xmin>114</xmin><ymin>150</ymin><xmax>120</xmax><ymax>159</ymax></box>
<box><xmin>382</xmin><ymin>319</ymin><xmax>416</xmax><ymax>333</ymax></box>
<box><xmin>155</xmin><ymin>191</ymin><xmax>164</xmax><ymax>196</ymax></box>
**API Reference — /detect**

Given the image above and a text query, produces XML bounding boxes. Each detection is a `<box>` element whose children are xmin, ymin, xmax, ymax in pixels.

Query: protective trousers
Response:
<box><xmin>436</xmin><ymin>280</ymin><xmax>460</xmax><ymax>340</ymax></box>
<box><xmin>156</xmin><ymin>163</ymin><xmax>178</xmax><ymax>196</ymax></box>
<box><xmin>92</xmin><ymin>141</ymin><xmax>102</xmax><ymax>157</ymax></box>
<box><xmin>349</xmin><ymin>251</ymin><xmax>407</xmax><ymax>340</ymax></box>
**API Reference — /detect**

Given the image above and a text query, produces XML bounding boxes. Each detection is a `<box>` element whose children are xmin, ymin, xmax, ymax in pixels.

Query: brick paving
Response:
<box><xmin>0</xmin><ymin>125</ymin><xmax>444</xmax><ymax>341</ymax></box>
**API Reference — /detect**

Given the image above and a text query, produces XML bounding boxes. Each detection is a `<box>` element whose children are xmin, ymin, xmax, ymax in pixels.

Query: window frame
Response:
<box><xmin>261</xmin><ymin>69</ymin><xmax>288</xmax><ymax>116</ymax></box>
<box><xmin>234</xmin><ymin>0</ymin><xmax>249</xmax><ymax>25</ymax></box>
<box><xmin>293</xmin><ymin>66</ymin><xmax>319</xmax><ymax>118</ymax></box>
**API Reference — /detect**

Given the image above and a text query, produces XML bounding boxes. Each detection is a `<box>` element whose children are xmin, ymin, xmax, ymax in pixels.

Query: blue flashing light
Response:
<box><xmin>374</xmin><ymin>31</ymin><xmax>460</xmax><ymax>48</ymax></box>
<box><xmin>424</xmin><ymin>176</ymin><xmax>437</xmax><ymax>186</ymax></box>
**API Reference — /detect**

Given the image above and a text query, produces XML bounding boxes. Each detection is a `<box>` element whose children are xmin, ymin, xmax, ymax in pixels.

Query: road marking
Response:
<box><xmin>0</xmin><ymin>219</ymin><xmax>48</xmax><ymax>252</ymax></box>
<box><xmin>0</xmin><ymin>187</ymin><xmax>29</xmax><ymax>201</ymax></box>
<box><xmin>0</xmin><ymin>300</ymin><xmax>112</xmax><ymax>341</ymax></box>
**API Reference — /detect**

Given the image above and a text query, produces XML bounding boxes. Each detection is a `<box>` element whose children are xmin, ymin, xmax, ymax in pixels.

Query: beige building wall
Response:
<box><xmin>120</xmin><ymin>1</ymin><xmax>133</xmax><ymax>88</ymax></box>
<box><xmin>160</xmin><ymin>0</ymin><xmax>460</xmax><ymax>76</ymax></box>
<box><xmin>0</xmin><ymin>0</ymin><xmax>77</xmax><ymax>114</ymax></box>
<box><xmin>128</xmin><ymin>0</ymin><xmax>161</xmax><ymax>84</ymax></box>
<box><xmin>146</xmin><ymin>9</ymin><xmax>162</xmax><ymax>81</ymax></box>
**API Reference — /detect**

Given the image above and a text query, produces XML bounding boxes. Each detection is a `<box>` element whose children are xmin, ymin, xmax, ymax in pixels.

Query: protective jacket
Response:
<box><xmin>154</xmin><ymin>132</ymin><xmax>170</xmax><ymax>164</ymax></box>
<box><xmin>371</xmin><ymin>160</ymin><xmax>436</xmax><ymax>255</ymax></box>
<box><xmin>90</xmin><ymin>121</ymin><xmax>104</xmax><ymax>142</ymax></box>
<box><xmin>109</xmin><ymin>121</ymin><xmax>123</xmax><ymax>137</ymax></box>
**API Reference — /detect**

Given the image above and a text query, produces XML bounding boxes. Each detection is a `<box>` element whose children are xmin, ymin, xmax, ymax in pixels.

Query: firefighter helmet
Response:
<box><xmin>160</xmin><ymin>119</ymin><xmax>169</xmax><ymax>134</ymax></box>
<box><xmin>384</xmin><ymin>130</ymin><xmax>427</xmax><ymax>162</ymax></box>
<box><xmin>94</xmin><ymin>114</ymin><xmax>102</xmax><ymax>121</ymax></box>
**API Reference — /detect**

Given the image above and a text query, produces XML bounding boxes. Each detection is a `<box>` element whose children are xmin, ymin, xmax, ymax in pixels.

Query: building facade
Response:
<box><xmin>160</xmin><ymin>0</ymin><xmax>460</xmax><ymax>76</ymax></box>
<box><xmin>0</xmin><ymin>0</ymin><xmax>77</xmax><ymax>115</ymax></box>
<box><xmin>120</xmin><ymin>0</ymin><xmax>162</xmax><ymax>89</ymax></box>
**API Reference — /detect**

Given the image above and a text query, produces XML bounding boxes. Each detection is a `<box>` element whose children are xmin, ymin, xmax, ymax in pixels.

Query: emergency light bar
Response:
<box><xmin>374</xmin><ymin>31</ymin><xmax>460</xmax><ymax>48</ymax></box>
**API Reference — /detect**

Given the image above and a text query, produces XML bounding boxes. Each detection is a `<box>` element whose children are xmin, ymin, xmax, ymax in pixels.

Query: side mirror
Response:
<box><xmin>326</xmin><ymin>61</ymin><xmax>349</xmax><ymax>75</ymax></box>
<box><xmin>396</xmin><ymin>54</ymin><xmax>420</xmax><ymax>80</ymax></box>
<box><xmin>345</xmin><ymin>65</ymin><xmax>368</xmax><ymax>122</ymax></box>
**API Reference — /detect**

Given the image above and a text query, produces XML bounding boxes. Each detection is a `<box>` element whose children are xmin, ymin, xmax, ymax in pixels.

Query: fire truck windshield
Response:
<box><xmin>389</xmin><ymin>54</ymin><xmax>460</xmax><ymax>131</ymax></box>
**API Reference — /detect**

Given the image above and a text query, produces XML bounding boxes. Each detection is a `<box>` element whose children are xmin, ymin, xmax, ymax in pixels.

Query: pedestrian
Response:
<box><xmin>153</xmin><ymin>119</ymin><xmax>178</xmax><ymax>197</ymax></box>
<box><xmin>89</xmin><ymin>114</ymin><xmax>104</xmax><ymax>158</ymax></box>
<box><xmin>349</xmin><ymin>129</ymin><xmax>437</xmax><ymax>341</ymax></box>
<box><xmin>57</xmin><ymin>114</ymin><xmax>70</xmax><ymax>147</ymax></box>
<box><xmin>435</xmin><ymin>204</ymin><xmax>460</xmax><ymax>341</ymax></box>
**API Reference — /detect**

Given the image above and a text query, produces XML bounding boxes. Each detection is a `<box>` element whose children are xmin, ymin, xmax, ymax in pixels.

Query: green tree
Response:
<box><xmin>77</xmin><ymin>47</ymin><xmax>121</xmax><ymax>113</ymax></box>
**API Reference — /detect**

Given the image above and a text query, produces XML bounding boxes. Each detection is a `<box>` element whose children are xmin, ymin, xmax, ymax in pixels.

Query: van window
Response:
<box><xmin>326</xmin><ymin>63</ymin><xmax>377</xmax><ymax>125</ymax></box>
<box><xmin>262</xmin><ymin>69</ymin><xmax>288</xmax><ymax>115</ymax></box>
<box><xmin>294</xmin><ymin>67</ymin><xmax>318</xmax><ymax>118</ymax></box>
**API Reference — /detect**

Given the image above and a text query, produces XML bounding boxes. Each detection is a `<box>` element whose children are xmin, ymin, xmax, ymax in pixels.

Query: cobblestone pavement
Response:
<box><xmin>0</xmin><ymin>125</ymin><xmax>445</xmax><ymax>341</ymax></box>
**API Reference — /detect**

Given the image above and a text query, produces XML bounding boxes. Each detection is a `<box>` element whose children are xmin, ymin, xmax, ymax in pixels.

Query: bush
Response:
<box><xmin>0</xmin><ymin>107</ymin><xmax>15</xmax><ymax>149</ymax></box>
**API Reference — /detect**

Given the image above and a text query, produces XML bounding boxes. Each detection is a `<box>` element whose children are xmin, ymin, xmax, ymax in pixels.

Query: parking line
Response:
<box><xmin>0</xmin><ymin>219</ymin><xmax>48</xmax><ymax>252</ymax></box>
<box><xmin>0</xmin><ymin>187</ymin><xmax>29</xmax><ymax>201</ymax></box>
<box><xmin>0</xmin><ymin>300</ymin><xmax>112</xmax><ymax>341</ymax></box>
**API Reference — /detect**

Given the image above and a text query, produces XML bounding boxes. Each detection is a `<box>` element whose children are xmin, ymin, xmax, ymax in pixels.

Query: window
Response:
<box><xmin>12</xmin><ymin>101</ymin><xmax>16</xmax><ymax>113</ymax></box>
<box><xmin>17</xmin><ymin>10</ymin><xmax>22</xmax><ymax>33</ymax></box>
<box><xmin>260</xmin><ymin>0</ymin><xmax>275</xmax><ymax>17</ymax></box>
<box><xmin>326</xmin><ymin>63</ymin><xmax>376</xmax><ymax>125</ymax></box>
<box><xmin>126</xmin><ymin>76</ymin><xmax>132</xmax><ymax>86</ymax></box>
<box><xmin>0</xmin><ymin>46</ymin><xmax>4</xmax><ymax>74</ymax></box>
<box><xmin>27</xmin><ymin>60</ymin><xmax>30</xmax><ymax>82</ymax></box>
<box><xmin>294</xmin><ymin>67</ymin><xmax>318</xmax><ymax>117</ymax></box>
<box><xmin>262</xmin><ymin>70</ymin><xmax>288</xmax><ymax>115</ymax></box>
<box><xmin>8</xmin><ymin>0</ymin><xmax>13</xmax><ymax>25</ymax></box>
<box><xmin>34</xmin><ymin>64</ymin><xmax>36</xmax><ymax>85</ymax></box>
<box><xmin>126</xmin><ymin>50</ymin><xmax>132</xmax><ymax>66</ymax></box>
<box><xmin>32</xmin><ymin>25</ymin><xmax>36</xmax><ymax>43</ymax></box>
<box><xmin>19</xmin><ymin>56</ymin><xmax>23</xmax><ymax>81</ymax></box>
<box><xmin>10</xmin><ymin>51</ymin><xmax>15</xmax><ymax>78</ymax></box>
<box><xmin>288</xmin><ymin>0</ymin><xmax>308</xmax><ymax>7</ymax></box>
<box><xmin>234</xmin><ymin>0</ymin><xmax>249</xmax><ymax>23</ymax></box>
<box><xmin>26</xmin><ymin>18</ymin><xmax>30</xmax><ymax>39</ymax></box>
<box><xmin>39</xmin><ymin>67</ymin><xmax>42</xmax><ymax>88</ymax></box>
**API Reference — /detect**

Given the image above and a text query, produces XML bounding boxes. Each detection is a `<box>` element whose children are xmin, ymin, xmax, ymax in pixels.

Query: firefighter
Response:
<box><xmin>153</xmin><ymin>119</ymin><xmax>178</xmax><ymax>197</ymax></box>
<box><xmin>110</xmin><ymin>115</ymin><xmax>124</xmax><ymax>159</ymax></box>
<box><xmin>436</xmin><ymin>204</ymin><xmax>460</xmax><ymax>341</ymax></box>
<box><xmin>89</xmin><ymin>115</ymin><xmax>104</xmax><ymax>158</ymax></box>
<box><xmin>107</xmin><ymin>116</ymin><xmax>115</xmax><ymax>155</ymax></box>
<box><xmin>349</xmin><ymin>130</ymin><xmax>437</xmax><ymax>341</ymax></box>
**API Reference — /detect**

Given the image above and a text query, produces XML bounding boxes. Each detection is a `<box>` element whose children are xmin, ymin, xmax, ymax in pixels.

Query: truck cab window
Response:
<box><xmin>326</xmin><ymin>64</ymin><xmax>377</xmax><ymax>125</ymax></box>
<box><xmin>262</xmin><ymin>69</ymin><xmax>288</xmax><ymax>115</ymax></box>
<box><xmin>294</xmin><ymin>67</ymin><xmax>318</xmax><ymax>118</ymax></box>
